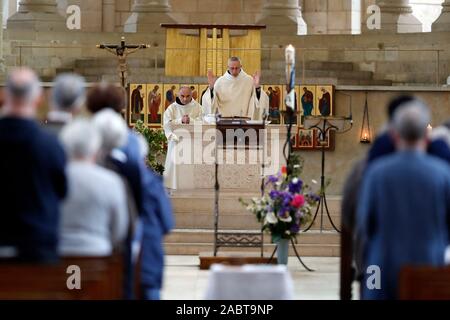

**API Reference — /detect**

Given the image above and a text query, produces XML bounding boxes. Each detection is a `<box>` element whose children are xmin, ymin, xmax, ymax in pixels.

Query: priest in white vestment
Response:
<box><xmin>163</xmin><ymin>86</ymin><xmax>204</xmax><ymax>190</ymax></box>
<box><xmin>201</xmin><ymin>57</ymin><xmax>269</xmax><ymax>120</ymax></box>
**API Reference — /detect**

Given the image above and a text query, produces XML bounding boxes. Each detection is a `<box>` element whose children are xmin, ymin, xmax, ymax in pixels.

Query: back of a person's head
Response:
<box><xmin>92</xmin><ymin>109</ymin><xmax>128</xmax><ymax>152</ymax></box>
<box><xmin>5</xmin><ymin>67</ymin><xmax>42</xmax><ymax>109</ymax></box>
<box><xmin>86</xmin><ymin>83</ymin><xmax>126</xmax><ymax>114</ymax></box>
<box><xmin>60</xmin><ymin>119</ymin><xmax>102</xmax><ymax>160</ymax></box>
<box><xmin>392</xmin><ymin>99</ymin><xmax>430</xmax><ymax>143</ymax></box>
<box><xmin>51</xmin><ymin>73</ymin><xmax>86</xmax><ymax>113</ymax></box>
<box><xmin>387</xmin><ymin>95</ymin><xmax>416</xmax><ymax>121</ymax></box>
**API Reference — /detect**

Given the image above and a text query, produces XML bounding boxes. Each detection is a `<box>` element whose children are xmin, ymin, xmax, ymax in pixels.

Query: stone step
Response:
<box><xmin>171</xmin><ymin>191</ymin><xmax>342</xmax><ymax>215</ymax></box>
<box><xmin>166</xmin><ymin>229</ymin><xmax>340</xmax><ymax>245</ymax></box>
<box><xmin>174</xmin><ymin>212</ymin><xmax>341</xmax><ymax>230</ymax></box>
<box><xmin>262</xmin><ymin>69</ymin><xmax>373</xmax><ymax>80</ymax></box>
<box><xmin>337</xmin><ymin>78</ymin><xmax>393</xmax><ymax>86</ymax></box>
<box><xmin>164</xmin><ymin>243</ymin><xmax>340</xmax><ymax>257</ymax></box>
<box><xmin>305</xmin><ymin>61</ymin><xmax>354</xmax><ymax>72</ymax></box>
<box><xmin>75</xmin><ymin>58</ymin><xmax>164</xmax><ymax>69</ymax></box>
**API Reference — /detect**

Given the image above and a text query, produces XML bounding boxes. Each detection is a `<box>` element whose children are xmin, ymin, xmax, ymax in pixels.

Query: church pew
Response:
<box><xmin>0</xmin><ymin>255</ymin><xmax>123</xmax><ymax>300</ymax></box>
<box><xmin>399</xmin><ymin>266</ymin><xmax>450</xmax><ymax>300</ymax></box>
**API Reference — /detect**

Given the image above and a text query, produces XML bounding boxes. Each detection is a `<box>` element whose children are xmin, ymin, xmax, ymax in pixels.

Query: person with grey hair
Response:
<box><xmin>355</xmin><ymin>101</ymin><xmax>450</xmax><ymax>300</ymax></box>
<box><xmin>201</xmin><ymin>56</ymin><xmax>269</xmax><ymax>120</ymax></box>
<box><xmin>92</xmin><ymin>108</ymin><xmax>129</xmax><ymax>163</ymax></box>
<box><xmin>45</xmin><ymin>73</ymin><xmax>86</xmax><ymax>135</ymax></box>
<box><xmin>0</xmin><ymin>67</ymin><xmax>67</xmax><ymax>262</ymax></box>
<box><xmin>59</xmin><ymin>119</ymin><xmax>128</xmax><ymax>256</ymax></box>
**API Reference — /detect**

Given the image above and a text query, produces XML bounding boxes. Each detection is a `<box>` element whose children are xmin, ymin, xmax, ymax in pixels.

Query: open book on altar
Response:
<box><xmin>216</xmin><ymin>116</ymin><xmax>270</xmax><ymax>126</ymax></box>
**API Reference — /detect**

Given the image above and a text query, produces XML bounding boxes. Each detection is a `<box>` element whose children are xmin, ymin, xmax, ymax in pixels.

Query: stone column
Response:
<box><xmin>363</xmin><ymin>0</ymin><xmax>422</xmax><ymax>33</ymax></box>
<box><xmin>432</xmin><ymin>0</ymin><xmax>450</xmax><ymax>31</ymax></box>
<box><xmin>7</xmin><ymin>0</ymin><xmax>65</xmax><ymax>31</ymax></box>
<box><xmin>103</xmin><ymin>0</ymin><xmax>116</xmax><ymax>32</ymax></box>
<box><xmin>257</xmin><ymin>0</ymin><xmax>307</xmax><ymax>35</ymax></box>
<box><xmin>124</xmin><ymin>0</ymin><xmax>175</xmax><ymax>33</ymax></box>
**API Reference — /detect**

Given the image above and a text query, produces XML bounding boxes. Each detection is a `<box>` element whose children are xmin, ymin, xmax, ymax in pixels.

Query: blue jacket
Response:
<box><xmin>356</xmin><ymin>151</ymin><xmax>450</xmax><ymax>299</ymax></box>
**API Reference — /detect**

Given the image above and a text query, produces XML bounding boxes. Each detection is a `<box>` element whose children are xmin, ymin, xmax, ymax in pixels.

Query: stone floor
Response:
<box><xmin>161</xmin><ymin>256</ymin><xmax>360</xmax><ymax>300</ymax></box>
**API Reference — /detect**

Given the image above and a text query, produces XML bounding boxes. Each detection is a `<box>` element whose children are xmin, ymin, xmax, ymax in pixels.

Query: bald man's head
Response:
<box><xmin>178</xmin><ymin>86</ymin><xmax>193</xmax><ymax>105</ymax></box>
<box><xmin>5</xmin><ymin>68</ymin><xmax>42</xmax><ymax>108</ymax></box>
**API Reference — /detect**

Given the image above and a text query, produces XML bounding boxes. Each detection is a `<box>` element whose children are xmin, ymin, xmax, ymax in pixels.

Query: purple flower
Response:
<box><xmin>266</xmin><ymin>175</ymin><xmax>279</xmax><ymax>186</ymax></box>
<box><xmin>269</xmin><ymin>190</ymin><xmax>280</xmax><ymax>199</ymax></box>
<box><xmin>289</xmin><ymin>178</ymin><xmax>303</xmax><ymax>193</ymax></box>
<box><xmin>290</xmin><ymin>224</ymin><xmax>300</xmax><ymax>233</ymax></box>
<box><xmin>277</xmin><ymin>206</ymin><xmax>289</xmax><ymax>219</ymax></box>
<box><xmin>308</xmin><ymin>192</ymin><xmax>320</xmax><ymax>202</ymax></box>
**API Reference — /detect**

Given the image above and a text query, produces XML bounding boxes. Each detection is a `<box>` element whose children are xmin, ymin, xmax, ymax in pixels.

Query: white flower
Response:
<box><xmin>265</xmin><ymin>212</ymin><xmax>278</xmax><ymax>224</ymax></box>
<box><xmin>292</xmin><ymin>178</ymin><xmax>299</xmax><ymax>184</ymax></box>
<box><xmin>279</xmin><ymin>215</ymin><xmax>292</xmax><ymax>223</ymax></box>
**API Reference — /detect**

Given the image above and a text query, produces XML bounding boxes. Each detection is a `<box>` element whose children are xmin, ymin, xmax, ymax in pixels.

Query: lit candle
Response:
<box><xmin>285</xmin><ymin>44</ymin><xmax>295</xmax><ymax>89</ymax></box>
<box><xmin>285</xmin><ymin>44</ymin><xmax>296</xmax><ymax>111</ymax></box>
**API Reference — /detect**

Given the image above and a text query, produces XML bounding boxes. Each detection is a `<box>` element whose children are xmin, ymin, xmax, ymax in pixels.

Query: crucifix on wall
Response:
<box><xmin>97</xmin><ymin>36</ymin><xmax>150</xmax><ymax>87</ymax></box>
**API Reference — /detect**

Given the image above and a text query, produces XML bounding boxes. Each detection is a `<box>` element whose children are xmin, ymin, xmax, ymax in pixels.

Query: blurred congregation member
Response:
<box><xmin>368</xmin><ymin>95</ymin><xmax>450</xmax><ymax>164</ymax></box>
<box><xmin>341</xmin><ymin>95</ymin><xmax>450</xmax><ymax>299</ymax></box>
<box><xmin>59</xmin><ymin>119</ymin><xmax>128</xmax><ymax>256</ymax></box>
<box><xmin>356</xmin><ymin>100</ymin><xmax>450</xmax><ymax>300</ymax></box>
<box><xmin>86</xmin><ymin>83</ymin><xmax>174</xmax><ymax>300</ymax></box>
<box><xmin>0</xmin><ymin>68</ymin><xmax>67</xmax><ymax>262</ymax></box>
<box><xmin>45</xmin><ymin>73</ymin><xmax>86</xmax><ymax>135</ymax></box>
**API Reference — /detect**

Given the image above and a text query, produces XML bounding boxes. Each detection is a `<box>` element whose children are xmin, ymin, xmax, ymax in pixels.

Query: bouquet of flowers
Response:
<box><xmin>240</xmin><ymin>154</ymin><xmax>320</xmax><ymax>242</ymax></box>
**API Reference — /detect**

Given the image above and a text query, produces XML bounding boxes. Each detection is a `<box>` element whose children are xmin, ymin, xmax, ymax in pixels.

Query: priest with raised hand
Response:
<box><xmin>201</xmin><ymin>57</ymin><xmax>269</xmax><ymax>120</ymax></box>
<box><xmin>163</xmin><ymin>86</ymin><xmax>204</xmax><ymax>190</ymax></box>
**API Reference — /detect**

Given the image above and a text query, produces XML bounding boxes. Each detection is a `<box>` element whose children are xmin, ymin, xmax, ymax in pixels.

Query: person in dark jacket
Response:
<box><xmin>0</xmin><ymin>68</ymin><xmax>67</xmax><ymax>262</ymax></box>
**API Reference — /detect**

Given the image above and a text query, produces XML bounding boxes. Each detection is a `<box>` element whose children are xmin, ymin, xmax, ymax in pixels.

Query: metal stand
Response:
<box><xmin>303</xmin><ymin>141</ymin><xmax>341</xmax><ymax>233</ymax></box>
<box><xmin>303</xmin><ymin>116</ymin><xmax>353</xmax><ymax>233</ymax></box>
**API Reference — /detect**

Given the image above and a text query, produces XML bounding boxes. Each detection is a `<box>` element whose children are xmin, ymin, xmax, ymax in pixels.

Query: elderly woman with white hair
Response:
<box><xmin>59</xmin><ymin>119</ymin><xmax>128</xmax><ymax>256</ymax></box>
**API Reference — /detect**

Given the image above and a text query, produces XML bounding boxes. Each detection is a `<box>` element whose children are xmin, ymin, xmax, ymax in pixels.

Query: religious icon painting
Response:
<box><xmin>163</xmin><ymin>84</ymin><xmax>180</xmax><ymax>111</ymax></box>
<box><xmin>146</xmin><ymin>83</ymin><xmax>163</xmax><ymax>127</ymax></box>
<box><xmin>297</xmin><ymin>129</ymin><xmax>314</xmax><ymax>149</ymax></box>
<box><xmin>315</xmin><ymin>85</ymin><xmax>334</xmax><ymax>117</ymax></box>
<box><xmin>181</xmin><ymin>84</ymin><xmax>199</xmax><ymax>102</ymax></box>
<box><xmin>282</xmin><ymin>85</ymin><xmax>299</xmax><ymax>125</ymax></box>
<box><xmin>290</xmin><ymin>130</ymin><xmax>298</xmax><ymax>149</ymax></box>
<box><xmin>314</xmin><ymin>130</ymin><xmax>335</xmax><ymax>151</ymax></box>
<box><xmin>299</xmin><ymin>85</ymin><xmax>316</xmax><ymax>125</ymax></box>
<box><xmin>129</xmin><ymin>83</ymin><xmax>147</xmax><ymax>126</ymax></box>
<box><xmin>262</xmin><ymin>85</ymin><xmax>282</xmax><ymax>124</ymax></box>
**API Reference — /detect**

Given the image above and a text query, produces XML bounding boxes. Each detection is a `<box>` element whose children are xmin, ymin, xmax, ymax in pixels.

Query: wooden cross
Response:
<box><xmin>97</xmin><ymin>36</ymin><xmax>150</xmax><ymax>87</ymax></box>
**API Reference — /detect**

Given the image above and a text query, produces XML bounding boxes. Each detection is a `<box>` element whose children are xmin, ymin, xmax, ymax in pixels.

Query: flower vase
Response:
<box><xmin>276</xmin><ymin>238</ymin><xmax>290</xmax><ymax>265</ymax></box>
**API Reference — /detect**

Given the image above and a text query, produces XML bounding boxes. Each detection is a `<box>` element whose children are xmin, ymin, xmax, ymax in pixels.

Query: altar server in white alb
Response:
<box><xmin>163</xmin><ymin>86</ymin><xmax>204</xmax><ymax>190</ymax></box>
<box><xmin>201</xmin><ymin>57</ymin><xmax>269</xmax><ymax>120</ymax></box>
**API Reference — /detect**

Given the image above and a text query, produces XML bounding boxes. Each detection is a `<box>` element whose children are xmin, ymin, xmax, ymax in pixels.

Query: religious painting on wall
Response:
<box><xmin>129</xmin><ymin>83</ymin><xmax>147</xmax><ymax>126</ymax></box>
<box><xmin>315</xmin><ymin>85</ymin><xmax>334</xmax><ymax>116</ymax></box>
<box><xmin>282</xmin><ymin>85</ymin><xmax>299</xmax><ymax>125</ymax></box>
<box><xmin>163</xmin><ymin>84</ymin><xmax>180</xmax><ymax>110</ymax></box>
<box><xmin>146</xmin><ymin>83</ymin><xmax>163</xmax><ymax>127</ymax></box>
<box><xmin>263</xmin><ymin>85</ymin><xmax>282</xmax><ymax>124</ymax></box>
<box><xmin>313</xmin><ymin>130</ymin><xmax>335</xmax><ymax>151</ymax></box>
<box><xmin>299</xmin><ymin>85</ymin><xmax>316</xmax><ymax>126</ymax></box>
<box><xmin>296</xmin><ymin>129</ymin><xmax>314</xmax><ymax>149</ymax></box>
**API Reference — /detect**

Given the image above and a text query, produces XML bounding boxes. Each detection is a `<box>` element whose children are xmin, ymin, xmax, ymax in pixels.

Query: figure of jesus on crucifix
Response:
<box><xmin>97</xmin><ymin>36</ymin><xmax>150</xmax><ymax>87</ymax></box>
